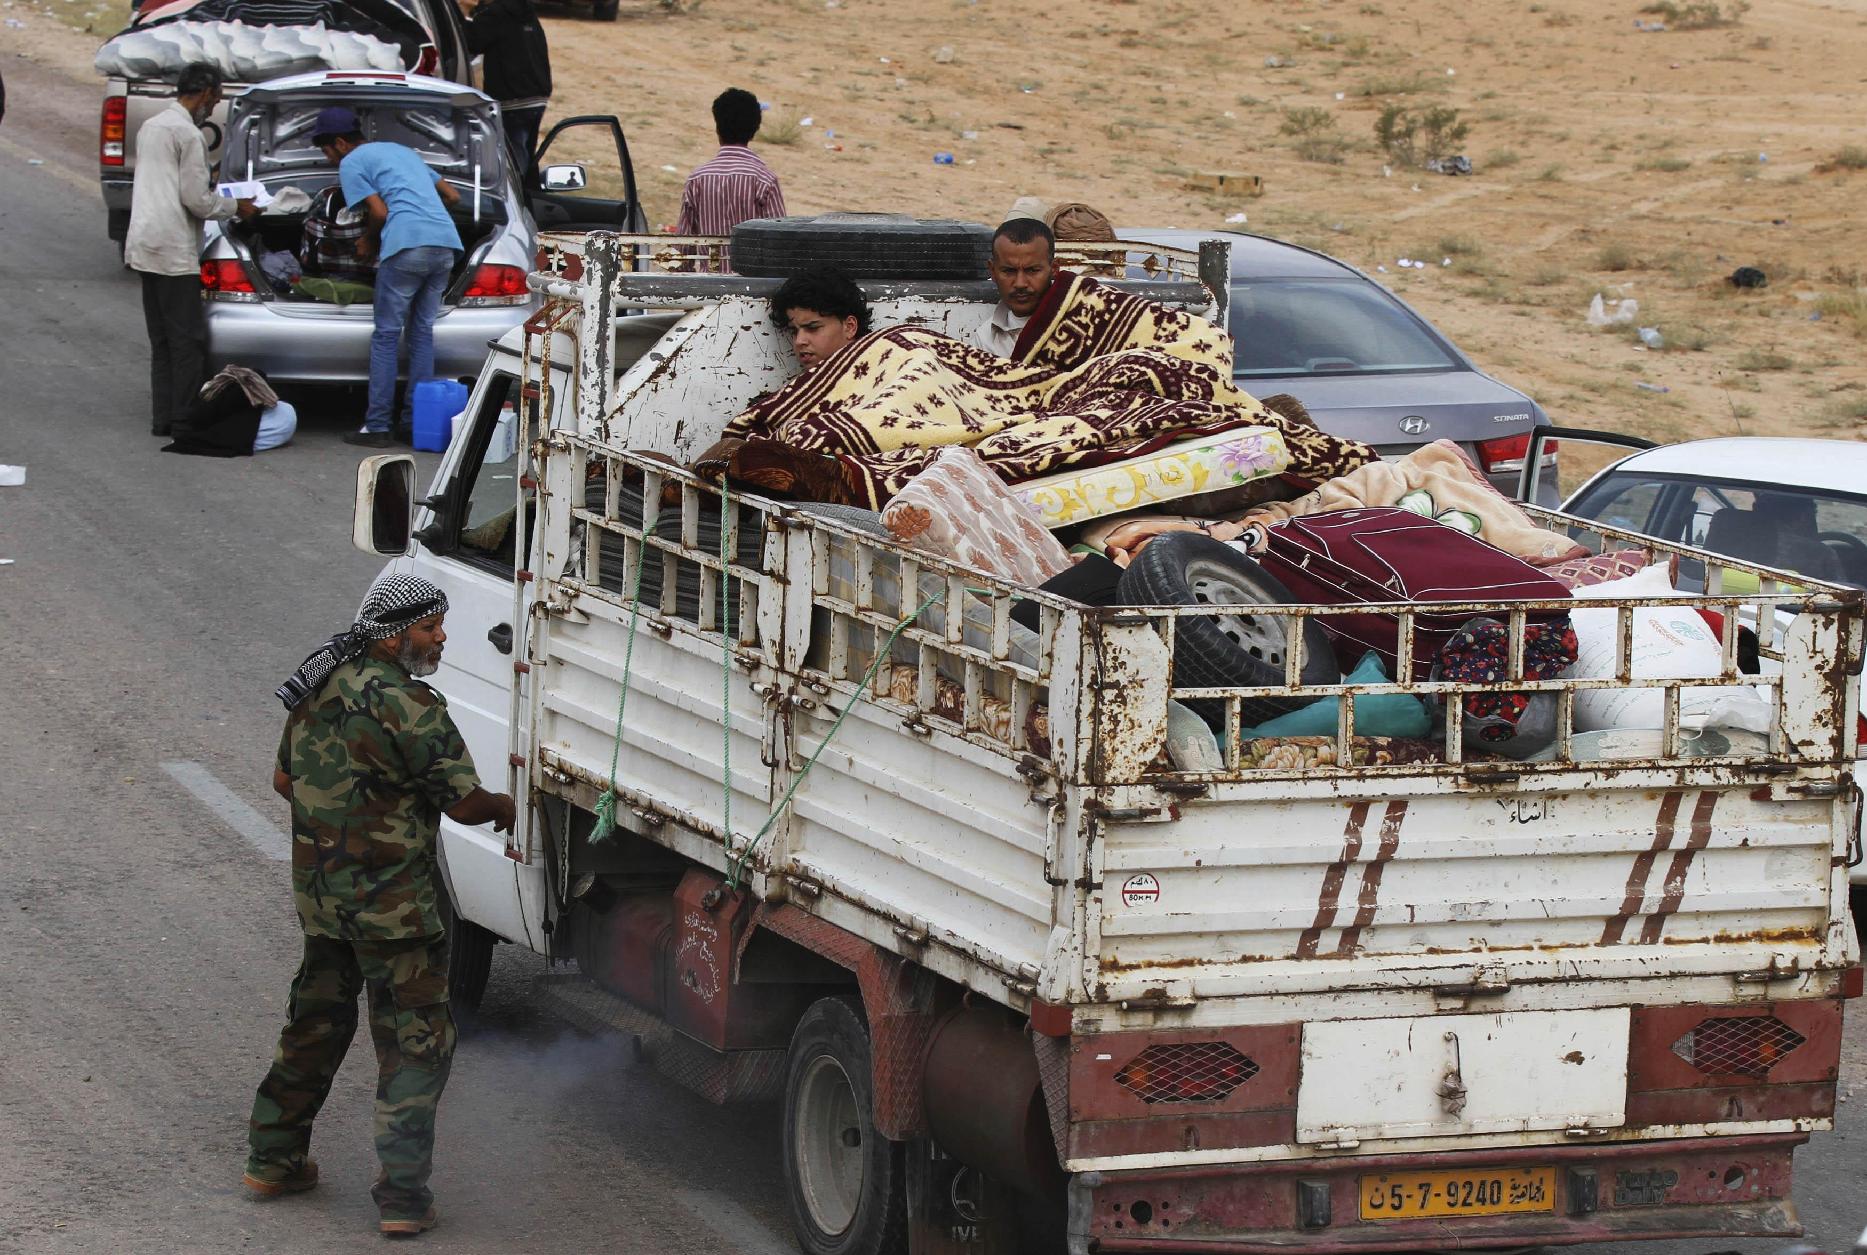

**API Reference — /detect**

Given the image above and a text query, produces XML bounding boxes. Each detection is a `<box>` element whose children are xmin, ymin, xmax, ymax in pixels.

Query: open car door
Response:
<box><xmin>525</xmin><ymin>115</ymin><xmax>646</xmax><ymax>233</ymax></box>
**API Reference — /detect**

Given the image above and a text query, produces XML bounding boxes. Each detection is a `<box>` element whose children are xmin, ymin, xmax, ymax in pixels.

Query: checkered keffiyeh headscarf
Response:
<box><xmin>276</xmin><ymin>574</ymin><xmax>450</xmax><ymax>709</ymax></box>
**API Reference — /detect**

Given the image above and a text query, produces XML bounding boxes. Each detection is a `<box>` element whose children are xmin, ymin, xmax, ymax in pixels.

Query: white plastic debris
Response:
<box><xmin>1587</xmin><ymin>294</ymin><xmax>1640</xmax><ymax>326</ymax></box>
<box><xmin>1334</xmin><ymin>91</ymin><xmax>1345</xmax><ymax>100</ymax></box>
<box><xmin>660</xmin><ymin>164</ymin><xmax>678</xmax><ymax>172</ymax></box>
<box><xmin>27</xmin><ymin>158</ymin><xmax>45</xmax><ymax>165</ymax></box>
<box><xmin>1376</xmin><ymin>264</ymin><xmax>1388</xmax><ymax>273</ymax></box>
<box><xmin>1226</xmin><ymin>212</ymin><xmax>1249</xmax><ymax>224</ymax></box>
<box><xmin>932</xmin><ymin>45</ymin><xmax>955</xmax><ymax>63</ymax></box>
<box><xmin>0</xmin><ymin>465</ymin><xmax>24</xmax><ymax>486</ymax></box>
<box><xmin>1382</xmin><ymin>165</ymin><xmax>1392</xmax><ymax>177</ymax></box>
<box><xmin>878</xmin><ymin>55</ymin><xmax>890</xmax><ymax>63</ymax></box>
<box><xmin>799</xmin><ymin>116</ymin><xmax>814</xmax><ymax>126</ymax></box>
<box><xmin>1441</xmin><ymin>257</ymin><xmax>1452</xmax><ymax>266</ymax></box>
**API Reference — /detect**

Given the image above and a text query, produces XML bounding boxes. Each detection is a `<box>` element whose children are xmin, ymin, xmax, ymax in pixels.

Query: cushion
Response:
<box><xmin>1544</xmin><ymin>547</ymin><xmax>1674</xmax><ymax>589</ymax></box>
<box><xmin>1240</xmin><ymin>652</ymin><xmax>1431</xmax><ymax>740</ymax></box>
<box><xmin>882</xmin><ymin>447</ymin><xmax>1073</xmax><ymax>586</ymax></box>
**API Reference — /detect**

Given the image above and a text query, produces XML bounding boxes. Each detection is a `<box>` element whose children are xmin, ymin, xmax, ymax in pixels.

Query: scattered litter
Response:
<box><xmin>4</xmin><ymin>17</ymin><xmax>24</xmax><ymax>26</ymax></box>
<box><xmin>27</xmin><ymin>158</ymin><xmax>45</xmax><ymax>165</ymax></box>
<box><xmin>963</xmin><ymin>158</ymin><xmax>975</xmax><ymax>165</ymax></box>
<box><xmin>1441</xmin><ymin>257</ymin><xmax>1452</xmax><ymax>266</ymax></box>
<box><xmin>933</xmin><ymin>152</ymin><xmax>954</xmax><ymax>165</ymax></box>
<box><xmin>759</xmin><ymin>100</ymin><xmax>772</xmax><ymax>111</ymax></box>
<box><xmin>0</xmin><ymin>559</ymin><xmax>13</xmax><ymax>567</ymax></box>
<box><xmin>824</xmin><ymin>0</ymin><xmax>840</xmax><ymax>7</ymax></box>
<box><xmin>825</xmin><ymin>129</ymin><xmax>835</xmax><ymax>138</ymax></box>
<box><xmin>1637</xmin><ymin>326</ymin><xmax>1664</xmax><ymax>349</ymax></box>
<box><xmin>0</xmin><ymin>465</ymin><xmax>24</xmax><ymax>486</ymax></box>
<box><xmin>825</xmin><ymin>143</ymin><xmax>843</xmax><ymax>152</ymax></box>
<box><xmin>960</xmin><ymin>130</ymin><xmax>978</xmax><ymax>140</ymax></box>
<box><xmin>1810</xmin><ymin>311</ymin><xmax>1823</xmax><ymax>322</ymax></box>
<box><xmin>1445</xmin><ymin>67</ymin><xmax>1456</xmax><ymax>76</ymax></box>
<box><xmin>1397</xmin><ymin>256</ymin><xmax>1413</xmax><ymax>268</ymax></box>
<box><xmin>1635</xmin><ymin>382</ymin><xmax>1671</xmax><ymax>393</ymax></box>
<box><xmin>1376</xmin><ymin>264</ymin><xmax>1389</xmax><ymax>273</ymax></box>
<box><xmin>1382</xmin><ymin>165</ymin><xmax>1392</xmax><ymax>178</ymax></box>
<box><xmin>1223</xmin><ymin>110</ymin><xmax>1235</xmax><ymax>119</ymax></box>
<box><xmin>878</xmin><ymin>56</ymin><xmax>891</xmax><ymax>63</ymax></box>
<box><xmin>1334</xmin><ymin>91</ymin><xmax>1345</xmax><ymax>100</ymax></box>
<box><xmin>1633</xmin><ymin>18</ymin><xmax>1666</xmax><ymax>30</ymax></box>
<box><xmin>932</xmin><ymin>45</ymin><xmax>955</xmax><ymax>63</ymax></box>
<box><xmin>799</xmin><ymin>116</ymin><xmax>814</xmax><ymax>127</ymax></box>
<box><xmin>1425</xmin><ymin>154</ymin><xmax>1472</xmax><ymax>175</ymax></box>
<box><xmin>1587</xmin><ymin>294</ymin><xmax>1639</xmax><ymax>326</ymax></box>
<box><xmin>1410</xmin><ymin>183</ymin><xmax>1421</xmax><ymax>192</ymax></box>
<box><xmin>659</xmin><ymin>164</ymin><xmax>678</xmax><ymax>173</ymax></box>
<box><xmin>1018</xmin><ymin>82</ymin><xmax>1038</xmax><ymax>93</ymax></box>
<box><xmin>1758</xmin><ymin>152</ymin><xmax>1768</xmax><ymax>163</ymax></box>
<box><xmin>1729</xmin><ymin>266</ymin><xmax>1769</xmax><ymax>289</ymax></box>
<box><xmin>1264</xmin><ymin>54</ymin><xmax>1287</xmax><ymax>68</ymax></box>
<box><xmin>1225</xmin><ymin>212</ymin><xmax>1249</xmax><ymax>224</ymax></box>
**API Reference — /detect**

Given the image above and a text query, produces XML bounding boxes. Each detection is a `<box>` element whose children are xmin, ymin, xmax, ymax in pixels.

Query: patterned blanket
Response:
<box><xmin>715</xmin><ymin>274</ymin><xmax>1376</xmax><ymax>509</ymax></box>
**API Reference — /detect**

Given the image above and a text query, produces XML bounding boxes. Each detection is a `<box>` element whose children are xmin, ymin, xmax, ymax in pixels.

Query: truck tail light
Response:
<box><xmin>1670</xmin><ymin>1016</ymin><xmax>1807</xmax><ymax>1078</ymax></box>
<box><xmin>200</xmin><ymin>258</ymin><xmax>260</xmax><ymax>300</ymax></box>
<box><xmin>1115</xmin><ymin>1042</ymin><xmax>1259</xmax><ymax>1104</ymax></box>
<box><xmin>1476</xmin><ymin>433</ymin><xmax>1559</xmax><ymax>474</ymax></box>
<box><xmin>101</xmin><ymin>95</ymin><xmax>127</xmax><ymax>166</ymax></box>
<box><xmin>1626</xmin><ymin>1001</ymin><xmax>1840</xmax><ymax>1127</ymax></box>
<box><xmin>462</xmin><ymin>263</ymin><xmax>528</xmax><ymax>305</ymax></box>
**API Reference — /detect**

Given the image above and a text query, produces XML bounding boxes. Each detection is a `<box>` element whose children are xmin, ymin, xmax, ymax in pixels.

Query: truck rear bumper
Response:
<box><xmin>1069</xmin><ymin>1133</ymin><xmax>1803</xmax><ymax>1253</ymax></box>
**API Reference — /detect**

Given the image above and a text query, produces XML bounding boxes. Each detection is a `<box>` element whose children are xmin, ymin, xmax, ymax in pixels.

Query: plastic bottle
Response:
<box><xmin>1637</xmin><ymin>327</ymin><xmax>1664</xmax><ymax>349</ymax></box>
<box><xmin>410</xmin><ymin>378</ymin><xmax>469</xmax><ymax>452</ymax></box>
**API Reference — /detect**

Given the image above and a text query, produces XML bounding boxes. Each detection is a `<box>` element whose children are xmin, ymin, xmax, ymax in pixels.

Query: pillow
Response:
<box><xmin>1544</xmin><ymin>547</ymin><xmax>1674</xmax><ymax>589</ymax></box>
<box><xmin>1012</xmin><ymin>427</ymin><xmax>1290</xmax><ymax>528</ymax></box>
<box><xmin>882</xmin><ymin>447</ymin><xmax>1073</xmax><ymax>587</ymax></box>
<box><xmin>1240</xmin><ymin>652</ymin><xmax>1431</xmax><ymax>740</ymax></box>
<box><xmin>1566</xmin><ymin>564</ymin><xmax>1773</xmax><ymax>733</ymax></box>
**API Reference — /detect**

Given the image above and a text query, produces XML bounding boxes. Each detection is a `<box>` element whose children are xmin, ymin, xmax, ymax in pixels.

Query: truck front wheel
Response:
<box><xmin>782</xmin><ymin>997</ymin><xmax>907</xmax><ymax>1255</ymax></box>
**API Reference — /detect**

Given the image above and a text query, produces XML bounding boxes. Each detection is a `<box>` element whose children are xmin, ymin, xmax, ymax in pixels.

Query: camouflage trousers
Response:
<box><xmin>246</xmin><ymin>933</ymin><xmax>456</xmax><ymax>1221</ymax></box>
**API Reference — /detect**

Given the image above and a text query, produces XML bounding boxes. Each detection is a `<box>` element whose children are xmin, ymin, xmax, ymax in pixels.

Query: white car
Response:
<box><xmin>1556</xmin><ymin>436</ymin><xmax>1867</xmax><ymax>931</ymax></box>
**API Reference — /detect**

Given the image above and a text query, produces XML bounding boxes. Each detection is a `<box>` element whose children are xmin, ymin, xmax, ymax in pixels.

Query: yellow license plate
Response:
<box><xmin>1358</xmin><ymin>1167</ymin><xmax>1557</xmax><ymax>1221</ymax></box>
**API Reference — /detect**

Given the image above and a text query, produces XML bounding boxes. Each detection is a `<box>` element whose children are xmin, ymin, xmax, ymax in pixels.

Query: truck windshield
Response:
<box><xmin>1229</xmin><ymin>278</ymin><xmax>1458</xmax><ymax>379</ymax></box>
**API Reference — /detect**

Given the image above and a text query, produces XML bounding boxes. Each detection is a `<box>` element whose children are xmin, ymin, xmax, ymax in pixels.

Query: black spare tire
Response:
<box><xmin>731</xmin><ymin>213</ymin><xmax>992</xmax><ymax>280</ymax></box>
<box><xmin>1118</xmin><ymin>532</ymin><xmax>1338</xmax><ymax>727</ymax></box>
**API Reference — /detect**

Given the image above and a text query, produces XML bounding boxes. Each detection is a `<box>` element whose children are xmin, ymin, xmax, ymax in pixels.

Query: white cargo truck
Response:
<box><xmin>350</xmin><ymin>227</ymin><xmax>1862</xmax><ymax>1255</ymax></box>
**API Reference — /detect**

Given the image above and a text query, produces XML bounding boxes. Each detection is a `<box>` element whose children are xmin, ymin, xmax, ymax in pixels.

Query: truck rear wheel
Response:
<box><xmin>782</xmin><ymin>997</ymin><xmax>907</xmax><ymax>1255</ymax></box>
<box><xmin>437</xmin><ymin>881</ymin><xmax>495</xmax><ymax>1014</ymax></box>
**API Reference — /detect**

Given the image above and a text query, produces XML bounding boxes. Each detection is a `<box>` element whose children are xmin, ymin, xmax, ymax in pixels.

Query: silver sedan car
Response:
<box><xmin>199</xmin><ymin>70</ymin><xmax>644</xmax><ymax>384</ymax></box>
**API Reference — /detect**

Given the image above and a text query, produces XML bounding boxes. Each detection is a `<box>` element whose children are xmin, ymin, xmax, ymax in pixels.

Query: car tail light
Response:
<box><xmin>101</xmin><ymin>96</ymin><xmax>127</xmax><ymax>166</ymax></box>
<box><xmin>414</xmin><ymin>44</ymin><xmax>438</xmax><ymax>76</ymax></box>
<box><xmin>1476</xmin><ymin>433</ymin><xmax>1559</xmax><ymax>473</ymax></box>
<box><xmin>1115</xmin><ymin>1042</ymin><xmax>1260</xmax><ymax>1104</ymax></box>
<box><xmin>462</xmin><ymin>263</ymin><xmax>529</xmax><ymax>305</ymax></box>
<box><xmin>200</xmin><ymin>258</ymin><xmax>260</xmax><ymax>300</ymax></box>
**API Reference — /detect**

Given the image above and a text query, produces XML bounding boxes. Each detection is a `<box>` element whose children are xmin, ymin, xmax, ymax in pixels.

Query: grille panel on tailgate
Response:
<box><xmin>1115</xmin><ymin>1042</ymin><xmax>1259</xmax><ymax>1104</ymax></box>
<box><xmin>1670</xmin><ymin>1016</ymin><xmax>1807</xmax><ymax>1077</ymax></box>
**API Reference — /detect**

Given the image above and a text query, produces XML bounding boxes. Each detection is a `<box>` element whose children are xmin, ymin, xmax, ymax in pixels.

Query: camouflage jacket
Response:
<box><xmin>278</xmin><ymin>653</ymin><xmax>482</xmax><ymax>940</ymax></box>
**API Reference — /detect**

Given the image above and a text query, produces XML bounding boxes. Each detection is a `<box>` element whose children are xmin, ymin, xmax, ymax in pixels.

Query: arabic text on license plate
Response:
<box><xmin>1358</xmin><ymin>1167</ymin><xmax>1557</xmax><ymax>1220</ymax></box>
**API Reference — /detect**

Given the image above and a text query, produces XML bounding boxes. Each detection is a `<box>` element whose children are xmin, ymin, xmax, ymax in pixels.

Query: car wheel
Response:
<box><xmin>730</xmin><ymin>214</ymin><xmax>991</xmax><ymax>281</ymax></box>
<box><xmin>782</xmin><ymin>997</ymin><xmax>907</xmax><ymax>1255</ymax></box>
<box><xmin>1118</xmin><ymin>532</ymin><xmax>1337</xmax><ymax>727</ymax></box>
<box><xmin>436</xmin><ymin>878</ymin><xmax>495</xmax><ymax>1016</ymax></box>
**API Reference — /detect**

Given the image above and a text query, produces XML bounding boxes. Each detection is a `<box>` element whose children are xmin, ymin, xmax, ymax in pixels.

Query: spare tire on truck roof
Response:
<box><xmin>730</xmin><ymin>213</ymin><xmax>992</xmax><ymax>280</ymax></box>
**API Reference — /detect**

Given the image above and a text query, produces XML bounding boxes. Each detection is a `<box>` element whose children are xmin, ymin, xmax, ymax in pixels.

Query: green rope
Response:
<box><xmin>726</xmin><ymin>591</ymin><xmax>938</xmax><ymax>890</ymax></box>
<box><xmin>589</xmin><ymin>507</ymin><xmax>660</xmax><ymax>845</ymax></box>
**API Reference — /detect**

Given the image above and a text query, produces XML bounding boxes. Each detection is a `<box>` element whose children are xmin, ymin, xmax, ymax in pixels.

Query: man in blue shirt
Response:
<box><xmin>311</xmin><ymin>106</ymin><xmax>464</xmax><ymax>447</ymax></box>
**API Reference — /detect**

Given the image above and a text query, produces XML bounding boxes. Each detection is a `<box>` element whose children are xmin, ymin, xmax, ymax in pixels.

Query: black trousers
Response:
<box><xmin>502</xmin><ymin>106</ymin><xmax>546</xmax><ymax>178</ymax></box>
<box><xmin>140</xmin><ymin>271</ymin><xmax>207</xmax><ymax>435</ymax></box>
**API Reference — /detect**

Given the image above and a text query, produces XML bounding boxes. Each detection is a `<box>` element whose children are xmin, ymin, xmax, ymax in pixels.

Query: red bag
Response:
<box><xmin>1245</xmin><ymin>507</ymin><xmax>1573</xmax><ymax>680</ymax></box>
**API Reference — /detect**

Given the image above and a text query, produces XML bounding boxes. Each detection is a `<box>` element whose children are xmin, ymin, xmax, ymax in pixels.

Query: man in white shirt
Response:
<box><xmin>972</xmin><ymin>217</ymin><xmax>1056</xmax><ymax>358</ymax></box>
<box><xmin>124</xmin><ymin>63</ymin><xmax>257</xmax><ymax>436</ymax></box>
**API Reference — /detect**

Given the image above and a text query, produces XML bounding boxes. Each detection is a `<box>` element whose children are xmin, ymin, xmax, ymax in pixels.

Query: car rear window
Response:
<box><xmin>1229</xmin><ymin>278</ymin><xmax>1458</xmax><ymax>379</ymax></box>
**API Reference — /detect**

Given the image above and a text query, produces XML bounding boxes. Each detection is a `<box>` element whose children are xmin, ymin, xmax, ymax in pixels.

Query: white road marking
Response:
<box><xmin>671</xmin><ymin>1186</ymin><xmax>794</xmax><ymax>1255</ymax></box>
<box><xmin>160</xmin><ymin>760</ymin><xmax>292</xmax><ymax>861</ymax></box>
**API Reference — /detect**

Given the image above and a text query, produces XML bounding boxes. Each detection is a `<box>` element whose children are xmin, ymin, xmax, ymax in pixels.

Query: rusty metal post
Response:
<box><xmin>577</xmin><ymin>232</ymin><xmax>619</xmax><ymax>439</ymax></box>
<box><xmin>1198</xmin><ymin>238</ymin><xmax>1232</xmax><ymax>331</ymax></box>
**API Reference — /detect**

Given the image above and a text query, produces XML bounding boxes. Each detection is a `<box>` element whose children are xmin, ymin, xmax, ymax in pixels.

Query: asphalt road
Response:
<box><xmin>0</xmin><ymin>48</ymin><xmax>1860</xmax><ymax>1255</ymax></box>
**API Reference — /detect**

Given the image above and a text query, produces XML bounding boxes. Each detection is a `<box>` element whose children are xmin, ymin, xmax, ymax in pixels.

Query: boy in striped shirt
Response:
<box><xmin>676</xmin><ymin>87</ymin><xmax>786</xmax><ymax>267</ymax></box>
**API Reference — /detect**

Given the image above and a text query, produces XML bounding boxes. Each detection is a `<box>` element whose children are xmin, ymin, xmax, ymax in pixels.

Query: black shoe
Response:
<box><xmin>151</xmin><ymin>422</ymin><xmax>172</xmax><ymax>437</ymax></box>
<box><xmin>343</xmin><ymin>430</ymin><xmax>396</xmax><ymax>448</ymax></box>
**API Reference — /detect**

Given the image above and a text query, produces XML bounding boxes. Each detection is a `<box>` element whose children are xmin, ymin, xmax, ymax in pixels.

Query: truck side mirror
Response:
<box><xmin>353</xmin><ymin>454</ymin><xmax>417</xmax><ymax>555</ymax></box>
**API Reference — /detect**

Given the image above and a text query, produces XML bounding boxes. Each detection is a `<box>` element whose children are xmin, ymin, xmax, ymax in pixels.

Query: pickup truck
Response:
<box><xmin>350</xmin><ymin>227</ymin><xmax>1862</xmax><ymax>1255</ymax></box>
<box><xmin>96</xmin><ymin>0</ymin><xmax>473</xmax><ymax>245</ymax></box>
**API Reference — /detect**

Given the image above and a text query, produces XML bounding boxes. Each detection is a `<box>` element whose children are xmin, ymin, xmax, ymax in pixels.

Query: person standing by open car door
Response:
<box><xmin>460</xmin><ymin>0</ymin><xmax>552</xmax><ymax>173</ymax></box>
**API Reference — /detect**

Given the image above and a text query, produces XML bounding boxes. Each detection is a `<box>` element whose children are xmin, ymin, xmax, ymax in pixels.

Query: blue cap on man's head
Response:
<box><xmin>311</xmin><ymin>105</ymin><xmax>362</xmax><ymax>145</ymax></box>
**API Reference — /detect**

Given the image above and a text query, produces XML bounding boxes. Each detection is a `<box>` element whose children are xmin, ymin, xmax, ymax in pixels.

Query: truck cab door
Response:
<box><xmin>524</xmin><ymin>115</ymin><xmax>646</xmax><ymax>233</ymax></box>
<box><xmin>404</xmin><ymin>362</ymin><xmax>553</xmax><ymax>952</ymax></box>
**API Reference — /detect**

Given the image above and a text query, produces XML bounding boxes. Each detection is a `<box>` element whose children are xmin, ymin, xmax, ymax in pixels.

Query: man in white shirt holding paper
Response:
<box><xmin>125</xmin><ymin>63</ymin><xmax>258</xmax><ymax>437</ymax></box>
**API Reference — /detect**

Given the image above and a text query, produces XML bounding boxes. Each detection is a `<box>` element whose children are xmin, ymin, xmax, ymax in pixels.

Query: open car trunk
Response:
<box><xmin>226</xmin><ymin>191</ymin><xmax>508</xmax><ymax>302</ymax></box>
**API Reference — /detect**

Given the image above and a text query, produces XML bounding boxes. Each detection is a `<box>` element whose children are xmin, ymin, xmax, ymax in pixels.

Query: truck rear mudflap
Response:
<box><xmin>1069</xmin><ymin>1133</ymin><xmax>1804</xmax><ymax>1253</ymax></box>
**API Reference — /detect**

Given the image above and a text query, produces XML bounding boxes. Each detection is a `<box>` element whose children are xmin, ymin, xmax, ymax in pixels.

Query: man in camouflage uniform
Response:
<box><xmin>246</xmin><ymin>574</ymin><xmax>516</xmax><ymax>1237</ymax></box>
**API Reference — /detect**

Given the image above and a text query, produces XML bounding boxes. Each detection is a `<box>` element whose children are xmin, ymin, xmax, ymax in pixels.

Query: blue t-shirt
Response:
<box><xmin>338</xmin><ymin>142</ymin><xmax>462</xmax><ymax>261</ymax></box>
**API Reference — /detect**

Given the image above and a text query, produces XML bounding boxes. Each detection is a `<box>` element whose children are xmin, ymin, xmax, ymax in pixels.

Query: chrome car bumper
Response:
<box><xmin>204</xmin><ymin>297</ymin><xmax>528</xmax><ymax>384</ymax></box>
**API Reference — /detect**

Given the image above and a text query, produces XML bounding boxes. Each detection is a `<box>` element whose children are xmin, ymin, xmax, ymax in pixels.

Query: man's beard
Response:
<box><xmin>396</xmin><ymin>639</ymin><xmax>443</xmax><ymax>676</ymax></box>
